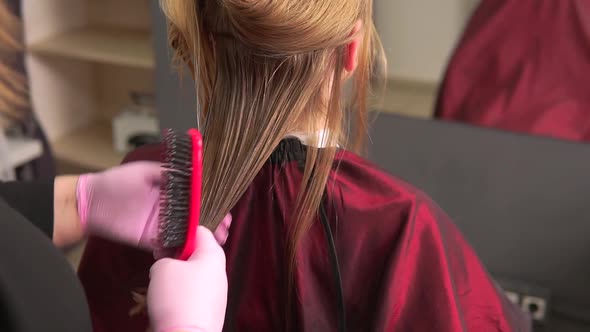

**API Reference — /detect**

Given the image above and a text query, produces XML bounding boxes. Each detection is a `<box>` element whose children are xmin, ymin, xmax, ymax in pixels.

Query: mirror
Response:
<box><xmin>374</xmin><ymin>0</ymin><xmax>590</xmax><ymax>144</ymax></box>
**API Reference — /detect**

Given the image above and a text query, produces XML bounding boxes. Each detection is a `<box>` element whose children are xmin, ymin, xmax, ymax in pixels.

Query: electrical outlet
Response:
<box><xmin>521</xmin><ymin>295</ymin><xmax>547</xmax><ymax>321</ymax></box>
<box><xmin>495</xmin><ymin>276</ymin><xmax>551</xmax><ymax>324</ymax></box>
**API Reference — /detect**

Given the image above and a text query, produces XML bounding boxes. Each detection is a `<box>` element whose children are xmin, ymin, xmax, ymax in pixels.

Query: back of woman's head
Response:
<box><xmin>160</xmin><ymin>0</ymin><xmax>385</xmax><ymax>294</ymax></box>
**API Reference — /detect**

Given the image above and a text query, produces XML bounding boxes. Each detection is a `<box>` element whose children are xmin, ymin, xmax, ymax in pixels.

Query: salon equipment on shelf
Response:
<box><xmin>112</xmin><ymin>91</ymin><xmax>160</xmax><ymax>153</ymax></box>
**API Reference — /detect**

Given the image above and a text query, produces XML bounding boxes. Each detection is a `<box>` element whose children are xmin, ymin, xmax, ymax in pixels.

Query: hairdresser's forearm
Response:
<box><xmin>10</xmin><ymin>162</ymin><xmax>163</xmax><ymax>248</ymax></box>
<box><xmin>0</xmin><ymin>176</ymin><xmax>84</xmax><ymax>247</ymax></box>
<box><xmin>53</xmin><ymin>175</ymin><xmax>84</xmax><ymax>247</ymax></box>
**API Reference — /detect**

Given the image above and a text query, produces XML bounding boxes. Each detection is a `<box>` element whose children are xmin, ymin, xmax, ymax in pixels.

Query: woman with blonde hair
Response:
<box><xmin>78</xmin><ymin>0</ymin><xmax>530</xmax><ymax>331</ymax></box>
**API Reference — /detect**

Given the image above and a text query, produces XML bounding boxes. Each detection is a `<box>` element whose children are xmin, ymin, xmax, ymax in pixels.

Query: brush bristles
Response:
<box><xmin>159</xmin><ymin>129</ymin><xmax>193</xmax><ymax>249</ymax></box>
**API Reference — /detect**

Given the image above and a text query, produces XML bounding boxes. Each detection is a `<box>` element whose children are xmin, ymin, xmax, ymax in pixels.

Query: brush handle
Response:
<box><xmin>176</xmin><ymin>129</ymin><xmax>203</xmax><ymax>261</ymax></box>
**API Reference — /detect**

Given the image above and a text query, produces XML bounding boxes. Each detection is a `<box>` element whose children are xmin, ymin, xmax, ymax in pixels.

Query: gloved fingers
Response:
<box><xmin>137</xmin><ymin>161</ymin><xmax>165</xmax><ymax>184</ymax></box>
<box><xmin>152</xmin><ymin>214</ymin><xmax>231</xmax><ymax>260</ymax></box>
<box><xmin>191</xmin><ymin>226</ymin><xmax>226</xmax><ymax>263</ymax></box>
<box><xmin>213</xmin><ymin>214</ymin><xmax>232</xmax><ymax>245</ymax></box>
<box><xmin>109</xmin><ymin>161</ymin><xmax>163</xmax><ymax>184</ymax></box>
<box><xmin>149</xmin><ymin>256</ymin><xmax>176</xmax><ymax>279</ymax></box>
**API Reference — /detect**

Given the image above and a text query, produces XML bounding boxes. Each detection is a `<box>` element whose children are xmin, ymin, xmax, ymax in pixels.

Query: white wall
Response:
<box><xmin>375</xmin><ymin>0</ymin><xmax>478</xmax><ymax>83</ymax></box>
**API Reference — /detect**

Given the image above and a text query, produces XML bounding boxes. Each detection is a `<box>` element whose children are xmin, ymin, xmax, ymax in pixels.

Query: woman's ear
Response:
<box><xmin>344</xmin><ymin>20</ymin><xmax>363</xmax><ymax>73</ymax></box>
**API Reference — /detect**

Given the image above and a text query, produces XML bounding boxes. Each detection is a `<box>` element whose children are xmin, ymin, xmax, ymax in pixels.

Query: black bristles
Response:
<box><xmin>159</xmin><ymin>129</ymin><xmax>193</xmax><ymax>249</ymax></box>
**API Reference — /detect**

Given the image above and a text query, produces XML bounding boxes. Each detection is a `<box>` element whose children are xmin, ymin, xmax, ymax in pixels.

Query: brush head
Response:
<box><xmin>159</xmin><ymin>129</ymin><xmax>192</xmax><ymax>249</ymax></box>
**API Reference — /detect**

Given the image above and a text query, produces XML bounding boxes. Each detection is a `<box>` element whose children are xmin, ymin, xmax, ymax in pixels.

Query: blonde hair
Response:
<box><xmin>159</xmin><ymin>0</ymin><xmax>385</xmax><ymax>324</ymax></box>
<box><xmin>0</xmin><ymin>0</ymin><xmax>30</xmax><ymax>128</ymax></box>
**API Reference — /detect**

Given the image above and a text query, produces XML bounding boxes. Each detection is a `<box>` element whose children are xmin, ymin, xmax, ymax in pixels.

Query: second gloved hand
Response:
<box><xmin>148</xmin><ymin>225</ymin><xmax>228</xmax><ymax>332</ymax></box>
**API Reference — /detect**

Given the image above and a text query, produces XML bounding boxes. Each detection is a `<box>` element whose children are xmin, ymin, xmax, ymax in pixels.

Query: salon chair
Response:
<box><xmin>367</xmin><ymin>113</ymin><xmax>590</xmax><ymax>332</ymax></box>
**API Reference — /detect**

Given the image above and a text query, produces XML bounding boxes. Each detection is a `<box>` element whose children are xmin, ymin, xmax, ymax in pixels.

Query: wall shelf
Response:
<box><xmin>53</xmin><ymin>120</ymin><xmax>124</xmax><ymax>171</ymax></box>
<box><xmin>29</xmin><ymin>26</ymin><xmax>155</xmax><ymax>69</ymax></box>
<box><xmin>24</xmin><ymin>0</ymin><xmax>157</xmax><ymax>174</ymax></box>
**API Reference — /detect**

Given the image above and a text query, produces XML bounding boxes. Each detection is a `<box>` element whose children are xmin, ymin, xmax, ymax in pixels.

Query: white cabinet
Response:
<box><xmin>22</xmin><ymin>0</ymin><xmax>156</xmax><ymax>171</ymax></box>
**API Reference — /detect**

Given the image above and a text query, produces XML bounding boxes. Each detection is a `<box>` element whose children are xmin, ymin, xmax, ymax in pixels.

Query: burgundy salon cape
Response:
<box><xmin>78</xmin><ymin>140</ymin><xmax>529</xmax><ymax>331</ymax></box>
<box><xmin>435</xmin><ymin>0</ymin><xmax>590</xmax><ymax>141</ymax></box>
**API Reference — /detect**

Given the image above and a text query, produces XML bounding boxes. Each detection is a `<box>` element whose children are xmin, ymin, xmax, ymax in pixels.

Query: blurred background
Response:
<box><xmin>3</xmin><ymin>0</ymin><xmax>590</xmax><ymax>330</ymax></box>
<box><xmin>2</xmin><ymin>0</ymin><xmax>477</xmax><ymax>179</ymax></box>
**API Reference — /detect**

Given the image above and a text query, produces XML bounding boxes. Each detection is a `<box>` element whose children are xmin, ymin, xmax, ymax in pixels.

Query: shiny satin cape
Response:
<box><xmin>77</xmin><ymin>140</ymin><xmax>530</xmax><ymax>331</ymax></box>
<box><xmin>435</xmin><ymin>0</ymin><xmax>590</xmax><ymax>141</ymax></box>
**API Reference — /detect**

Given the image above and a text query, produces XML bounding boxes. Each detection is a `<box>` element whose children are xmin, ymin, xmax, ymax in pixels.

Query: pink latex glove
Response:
<box><xmin>148</xmin><ymin>225</ymin><xmax>229</xmax><ymax>332</ymax></box>
<box><xmin>76</xmin><ymin>161</ymin><xmax>162</xmax><ymax>249</ymax></box>
<box><xmin>76</xmin><ymin>161</ymin><xmax>232</xmax><ymax>250</ymax></box>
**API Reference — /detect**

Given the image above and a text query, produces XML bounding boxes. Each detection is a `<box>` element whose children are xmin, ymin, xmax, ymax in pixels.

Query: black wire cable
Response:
<box><xmin>319</xmin><ymin>203</ymin><xmax>346</xmax><ymax>332</ymax></box>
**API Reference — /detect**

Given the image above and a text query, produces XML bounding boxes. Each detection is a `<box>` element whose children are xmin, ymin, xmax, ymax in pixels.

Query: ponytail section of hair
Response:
<box><xmin>160</xmin><ymin>0</ymin><xmax>385</xmax><ymax>329</ymax></box>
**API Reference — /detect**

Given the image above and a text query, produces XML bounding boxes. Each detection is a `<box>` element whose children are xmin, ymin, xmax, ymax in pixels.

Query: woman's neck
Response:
<box><xmin>285</xmin><ymin>130</ymin><xmax>331</xmax><ymax>148</ymax></box>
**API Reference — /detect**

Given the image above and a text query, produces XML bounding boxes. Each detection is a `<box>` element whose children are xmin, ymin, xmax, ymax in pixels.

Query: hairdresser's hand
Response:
<box><xmin>148</xmin><ymin>226</ymin><xmax>228</xmax><ymax>332</ymax></box>
<box><xmin>153</xmin><ymin>213</ymin><xmax>232</xmax><ymax>260</ymax></box>
<box><xmin>76</xmin><ymin>161</ymin><xmax>162</xmax><ymax>250</ymax></box>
